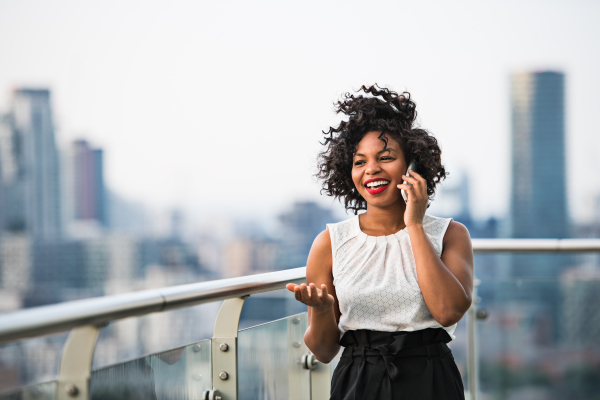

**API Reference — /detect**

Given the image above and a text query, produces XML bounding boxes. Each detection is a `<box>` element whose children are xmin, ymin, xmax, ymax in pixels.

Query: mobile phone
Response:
<box><xmin>401</xmin><ymin>160</ymin><xmax>417</xmax><ymax>203</ymax></box>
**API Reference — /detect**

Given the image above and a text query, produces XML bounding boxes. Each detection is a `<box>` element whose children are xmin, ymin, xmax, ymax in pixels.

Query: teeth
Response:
<box><xmin>366</xmin><ymin>180</ymin><xmax>390</xmax><ymax>188</ymax></box>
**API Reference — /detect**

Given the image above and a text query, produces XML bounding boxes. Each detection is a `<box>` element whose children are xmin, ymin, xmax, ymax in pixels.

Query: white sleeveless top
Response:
<box><xmin>327</xmin><ymin>214</ymin><xmax>457</xmax><ymax>340</ymax></box>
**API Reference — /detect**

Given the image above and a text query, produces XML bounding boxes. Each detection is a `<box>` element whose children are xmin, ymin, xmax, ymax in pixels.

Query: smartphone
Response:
<box><xmin>401</xmin><ymin>160</ymin><xmax>417</xmax><ymax>203</ymax></box>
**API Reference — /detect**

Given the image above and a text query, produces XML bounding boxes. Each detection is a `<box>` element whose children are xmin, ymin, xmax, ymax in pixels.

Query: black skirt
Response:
<box><xmin>330</xmin><ymin>328</ymin><xmax>465</xmax><ymax>400</ymax></box>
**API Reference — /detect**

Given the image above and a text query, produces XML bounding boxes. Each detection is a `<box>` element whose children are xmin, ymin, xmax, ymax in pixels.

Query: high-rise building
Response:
<box><xmin>0</xmin><ymin>113</ymin><xmax>26</xmax><ymax>233</ymax></box>
<box><xmin>1</xmin><ymin>89</ymin><xmax>62</xmax><ymax>239</ymax></box>
<box><xmin>510</xmin><ymin>71</ymin><xmax>568</xmax><ymax>240</ymax></box>
<box><xmin>508</xmin><ymin>71</ymin><xmax>569</xmax><ymax>343</ymax></box>
<box><xmin>0</xmin><ymin>114</ymin><xmax>12</xmax><ymax>232</ymax></box>
<box><xmin>64</xmin><ymin>139</ymin><xmax>107</xmax><ymax>229</ymax></box>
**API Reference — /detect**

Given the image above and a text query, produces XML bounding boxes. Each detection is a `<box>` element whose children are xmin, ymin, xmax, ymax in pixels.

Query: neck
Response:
<box><xmin>360</xmin><ymin>200</ymin><xmax>407</xmax><ymax>234</ymax></box>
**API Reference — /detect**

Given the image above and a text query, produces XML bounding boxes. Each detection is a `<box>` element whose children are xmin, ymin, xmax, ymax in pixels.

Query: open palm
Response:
<box><xmin>286</xmin><ymin>283</ymin><xmax>335</xmax><ymax>312</ymax></box>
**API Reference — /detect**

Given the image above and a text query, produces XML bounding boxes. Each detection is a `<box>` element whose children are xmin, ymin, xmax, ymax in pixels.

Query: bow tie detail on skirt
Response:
<box><xmin>353</xmin><ymin>334</ymin><xmax>407</xmax><ymax>398</ymax></box>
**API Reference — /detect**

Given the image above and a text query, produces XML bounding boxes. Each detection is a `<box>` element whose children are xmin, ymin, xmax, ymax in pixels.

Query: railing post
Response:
<box><xmin>207</xmin><ymin>296</ymin><xmax>247</xmax><ymax>400</ymax></box>
<box><xmin>288</xmin><ymin>315</ymin><xmax>310</xmax><ymax>400</ymax></box>
<box><xmin>309</xmin><ymin>358</ymin><xmax>331</xmax><ymax>400</ymax></box>
<box><xmin>56</xmin><ymin>325</ymin><xmax>101</xmax><ymax>400</ymax></box>
<box><xmin>466</xmin><ymin>278</ymin><xmax>480</xmax><ymax>400</ymax></box>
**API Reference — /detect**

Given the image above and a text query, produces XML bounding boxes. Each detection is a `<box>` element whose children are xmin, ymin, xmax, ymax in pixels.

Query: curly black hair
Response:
<box><xmin>316</xmin><ymin>84</ymin><xmax>447</xmax><ymax>214</ymax></box>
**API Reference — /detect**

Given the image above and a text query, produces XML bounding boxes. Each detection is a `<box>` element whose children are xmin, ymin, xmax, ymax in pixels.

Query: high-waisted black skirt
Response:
<box><xmin>330</xmin><ymin>328</ymin><xmax>465</xmax><ymax>400</ymax></box>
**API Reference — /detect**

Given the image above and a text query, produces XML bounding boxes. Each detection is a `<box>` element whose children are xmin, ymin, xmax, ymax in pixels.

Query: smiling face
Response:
<box><xmin>352</xmin><ymin>130</ymin><xmax>408</xmax><ymax>209</ymax></box>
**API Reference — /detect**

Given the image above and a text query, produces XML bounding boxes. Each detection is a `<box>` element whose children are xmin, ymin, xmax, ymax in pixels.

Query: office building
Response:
<box><xmin>510</xmin><ymin>71</ymin><xmax>568</xmax><ymax>240</ymax></box>
<box><xmin>509</xmin><ymin>71</ymin><xmax>570</xmax><ymax>278</ymax></box>
<box><xmin>63</xmin><ymin>140</ymin><xmax>107</xmax><ymax>234</ymax></box>
<box><xmin>508</xmin><ymin>71</ymin><xmax>569</xmax><ymax>344</ymax></box>
<box><xmin>0</xmin><ymin>89</ymin><xmax>62</xmax><ymax>239</ymax></box>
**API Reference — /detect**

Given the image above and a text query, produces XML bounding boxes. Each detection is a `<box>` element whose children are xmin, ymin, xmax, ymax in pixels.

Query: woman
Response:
<box><xmin>286</xmin><ymin>85</ymin><xmax>473</xmax><ymax>399</ymax></box>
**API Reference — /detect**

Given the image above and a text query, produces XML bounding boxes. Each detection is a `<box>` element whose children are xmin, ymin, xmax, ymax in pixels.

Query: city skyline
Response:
<box><xmin>0</xmin><ymin>78</ymin><xmax>589</xmax><ymax>241</ymax></box>
<box><xmin>0</xmin><ymin>81</ymin><xmax>597</xmax><ymax>400</ymax></box>
<box><xmin>1</xmin><ymin>3</ymin><xmax>599</xmax><ymax>397</ymax></box>
<box><xmin>1</xmin><ymin>0</ymin><xmax>599</xmax><ymax>224</ymax></box>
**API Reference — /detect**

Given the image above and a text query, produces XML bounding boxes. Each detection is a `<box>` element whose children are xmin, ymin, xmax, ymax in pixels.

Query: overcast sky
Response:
<box><xmin>1</xmin><ymin>0</ymin><xmax>599</xmax><ymax>226</ymax></box>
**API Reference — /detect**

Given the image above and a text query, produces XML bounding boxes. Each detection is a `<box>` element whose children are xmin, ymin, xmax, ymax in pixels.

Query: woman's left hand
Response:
<box><xmin>397</xmin><ymin>169</ymin><xmax>428</xmax><ymax>228</ymax></box>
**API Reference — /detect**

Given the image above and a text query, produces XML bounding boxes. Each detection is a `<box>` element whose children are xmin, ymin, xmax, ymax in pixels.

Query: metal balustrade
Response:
<box><xmin>0</xmin><ymin>239</ymin><xmax>599</xmax><ymax>400</ymax></box>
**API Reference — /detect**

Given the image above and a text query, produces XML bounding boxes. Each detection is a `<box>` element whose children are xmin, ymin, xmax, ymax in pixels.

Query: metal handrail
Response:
<box><xmin>1</xmin><ymin>239</ymin><xmax>599</xmax><ymax>344</ymax></box>
<box><xmin>471</xmin><ymin>238</ymin><xmax>600</xmax><ymax>252</ymax></box>
<box><xmin>0</xmin><ymin>267</ymin><xmax>306</xmax><ymax>344</ymax></box>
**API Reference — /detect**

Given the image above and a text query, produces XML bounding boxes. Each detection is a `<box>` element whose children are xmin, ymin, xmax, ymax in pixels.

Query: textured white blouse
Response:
<box><xmin>327</xmin><ymin>214</ymin><xmax>457</xmax><ymax>340</ymax></box>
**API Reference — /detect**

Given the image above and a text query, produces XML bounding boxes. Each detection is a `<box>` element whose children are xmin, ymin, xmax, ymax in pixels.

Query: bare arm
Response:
<box><xmin>286</xmin><ymin>229</ymin><xmax>341</xmax><ymax>363</ymax></box>
<box><xmin>408</xmin><ymin>221</ymin><xmax>474</xmax><ymax>326</ymax></box>
<box><xmin>399</xmin><ymin>170</ymin><xmax>474</xmax><ymax>327</ymax></box>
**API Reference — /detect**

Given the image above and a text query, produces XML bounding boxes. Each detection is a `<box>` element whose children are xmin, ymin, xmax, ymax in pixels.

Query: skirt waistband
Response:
<box><xmin>340</xmin><ymin>327</ymin><xmax>452</xmax><ymax>349</ymax></box>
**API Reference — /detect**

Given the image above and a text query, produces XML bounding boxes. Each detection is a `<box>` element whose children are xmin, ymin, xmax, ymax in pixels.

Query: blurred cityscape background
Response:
<box><xmin>1</xmin><ymin>1</ymin><xmax>600</xmax><ymax>399</ymax></box>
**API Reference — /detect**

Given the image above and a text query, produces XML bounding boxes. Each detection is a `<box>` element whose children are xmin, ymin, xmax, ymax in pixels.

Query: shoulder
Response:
<box><xmin>306</xmin><ymin>228</ymin><xmax>333</xmax><ymax>278</ymax></box>
<box><xmin>326</xmin><ymin>216</ymin><xmax>359</xmax><ymax>244</ymax></box>
<box><xmin>326</xmin><ymin>216</ymin><xmax>356</xmax><ymax>232</ymax></box>
<box><xmin>312</xmin><ymin>228</ymin><xmax>333</xmax><ymax>254</ymax></box>
<box><xmin>422</xmin><ymin>214</ymin><xmax>451</xmax><ymax>226</ymax></box>
<box><xmin>422</xmin><ymin>214</ymin><xmax>462</xmax><ymax>235</ymax></box>
<box><xmin>442</xmin><ymin>221</ymin><xmax>473</xmax><ymax>255</ymax></box>
<box><xmin>420</xmin><ymin>215</ymin><xmax>454</xmax><ymax>254</ymax></box>
<box><xmin>443</xmin><ymin>221</ymin><xmax>471</xmax><ymax>243</ymax></box>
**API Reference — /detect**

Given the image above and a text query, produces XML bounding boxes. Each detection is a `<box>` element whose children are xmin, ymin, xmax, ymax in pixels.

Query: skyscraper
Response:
<box><xmin>0</xmin><ymin>114</ymin><xmax>12</xmax><ymax>232</ymax></box>
<box><xmin>508</xmin><ymin>71</ymin><xmax>569</xmax><ymax>343</ymax></box>
<box><xmin>67</xmin><ymin>140</ymin><xmax>107</xmax><ymax>226</ymax></box>
<box><xmin>510</xmin><ymin>71</ymin><xmax>568</xmax><ymax>240</ymax></box>
<box><xmin>1</xmin><ymin>89</ymin><xmax>62</xmax><ymax>239</ymax></box>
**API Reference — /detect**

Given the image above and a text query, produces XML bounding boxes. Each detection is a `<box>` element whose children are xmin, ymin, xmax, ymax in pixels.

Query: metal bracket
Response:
<box><xmin>211</xmin><ymin>296</ymin><xmax>247</xmax><ymax>400</ymax></box>
<box><xmin>301</xmin><ymin>354</ymin><xmax>318</xmax><ymax>370</ymax></box>
<box><xmin>202</xmin><ymin>389</ymin><xmax>222</xmax><ymax>400</ymax></box>
<box><xmin>56</xmin><ymin>325</ymin><xmax>101</xmax><ymax>400</ymax></box>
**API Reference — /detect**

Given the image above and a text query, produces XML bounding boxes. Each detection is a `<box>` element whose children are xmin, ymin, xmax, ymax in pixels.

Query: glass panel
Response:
<box><xmin>239</xmin><ymin>289</ymin><xmax>307</xmax><ymax>331</ymax></box>
<box><xmin>477</xmin><ymin>277</ymin><xmax>600</xmax><ymax>400</ymax></box>
<box><xmin>238</xmin><ymin>313</ymin><xmax>310</xmax><ymax>400</ymax></box>
<box><xmin>0</xmin><ymin>333</ymin><xmax>67</xmax><ymax>396</ymax></box>
<box><xmin>89</xmin><ymin>338</ymin><xmax>211</xmax><ymax>400</ymax></box>
<box><xmin>0</xmin><ymin>381</ymin><xmax>55</xmax><ymax>400</ymax></box>
<box><xmin>92</xmin><ymin>302</ymin><xmax>221</xmax><ymax>370</ymax></box>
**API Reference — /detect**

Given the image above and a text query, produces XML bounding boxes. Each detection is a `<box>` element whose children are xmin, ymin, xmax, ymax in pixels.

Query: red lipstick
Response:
<box><xmin>364</xmin><ymin>178</ymin><xmax>391</xmax><ymax>195</ymax></box>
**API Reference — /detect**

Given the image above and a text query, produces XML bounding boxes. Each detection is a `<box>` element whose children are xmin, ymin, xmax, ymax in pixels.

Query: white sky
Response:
<box><xmin>1</xmin><ymin>0</ymin><xmax>599</xmax><ymax>225</ymax></box>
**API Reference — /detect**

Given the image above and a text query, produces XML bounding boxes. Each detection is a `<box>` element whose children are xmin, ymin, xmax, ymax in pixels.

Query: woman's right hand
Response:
<box><xmin>286</xmin><ymin>283</ymin><xmax>335</xmax><ymax>313</ymax></box>
<box><xmin>287</xmin><ymin>229</ymin><xmax>340</xmax><ymax>363</ymax></box>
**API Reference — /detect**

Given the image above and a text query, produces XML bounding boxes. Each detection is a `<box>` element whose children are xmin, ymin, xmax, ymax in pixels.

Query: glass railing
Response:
<box><xmin>0</xmin><ymin>314</ymin><xmax>318</xmax><ymax>400</ymax></box>
<box><xmin>1</xmin><ymin>240</ymin><xmax>600</xmax><ymax>400</ymax></box>
<box><xmin>238</xmin><ymin>314</ymin><xmax>309</xmax><ymax>399</ymax></box>
<box><xmin>475</xmin><ymin>276</ymin><xmax>600</xmax><ymax>400</ymax></box>
<box><xmin>90</xmin><ymin>338</ymin><xmax>212</xmax><ymax>400</ymax></box>
<box><xmin>0</xmin><ymin>332</ymin><xmax>67</xmax><ymax>399</ymax></box>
